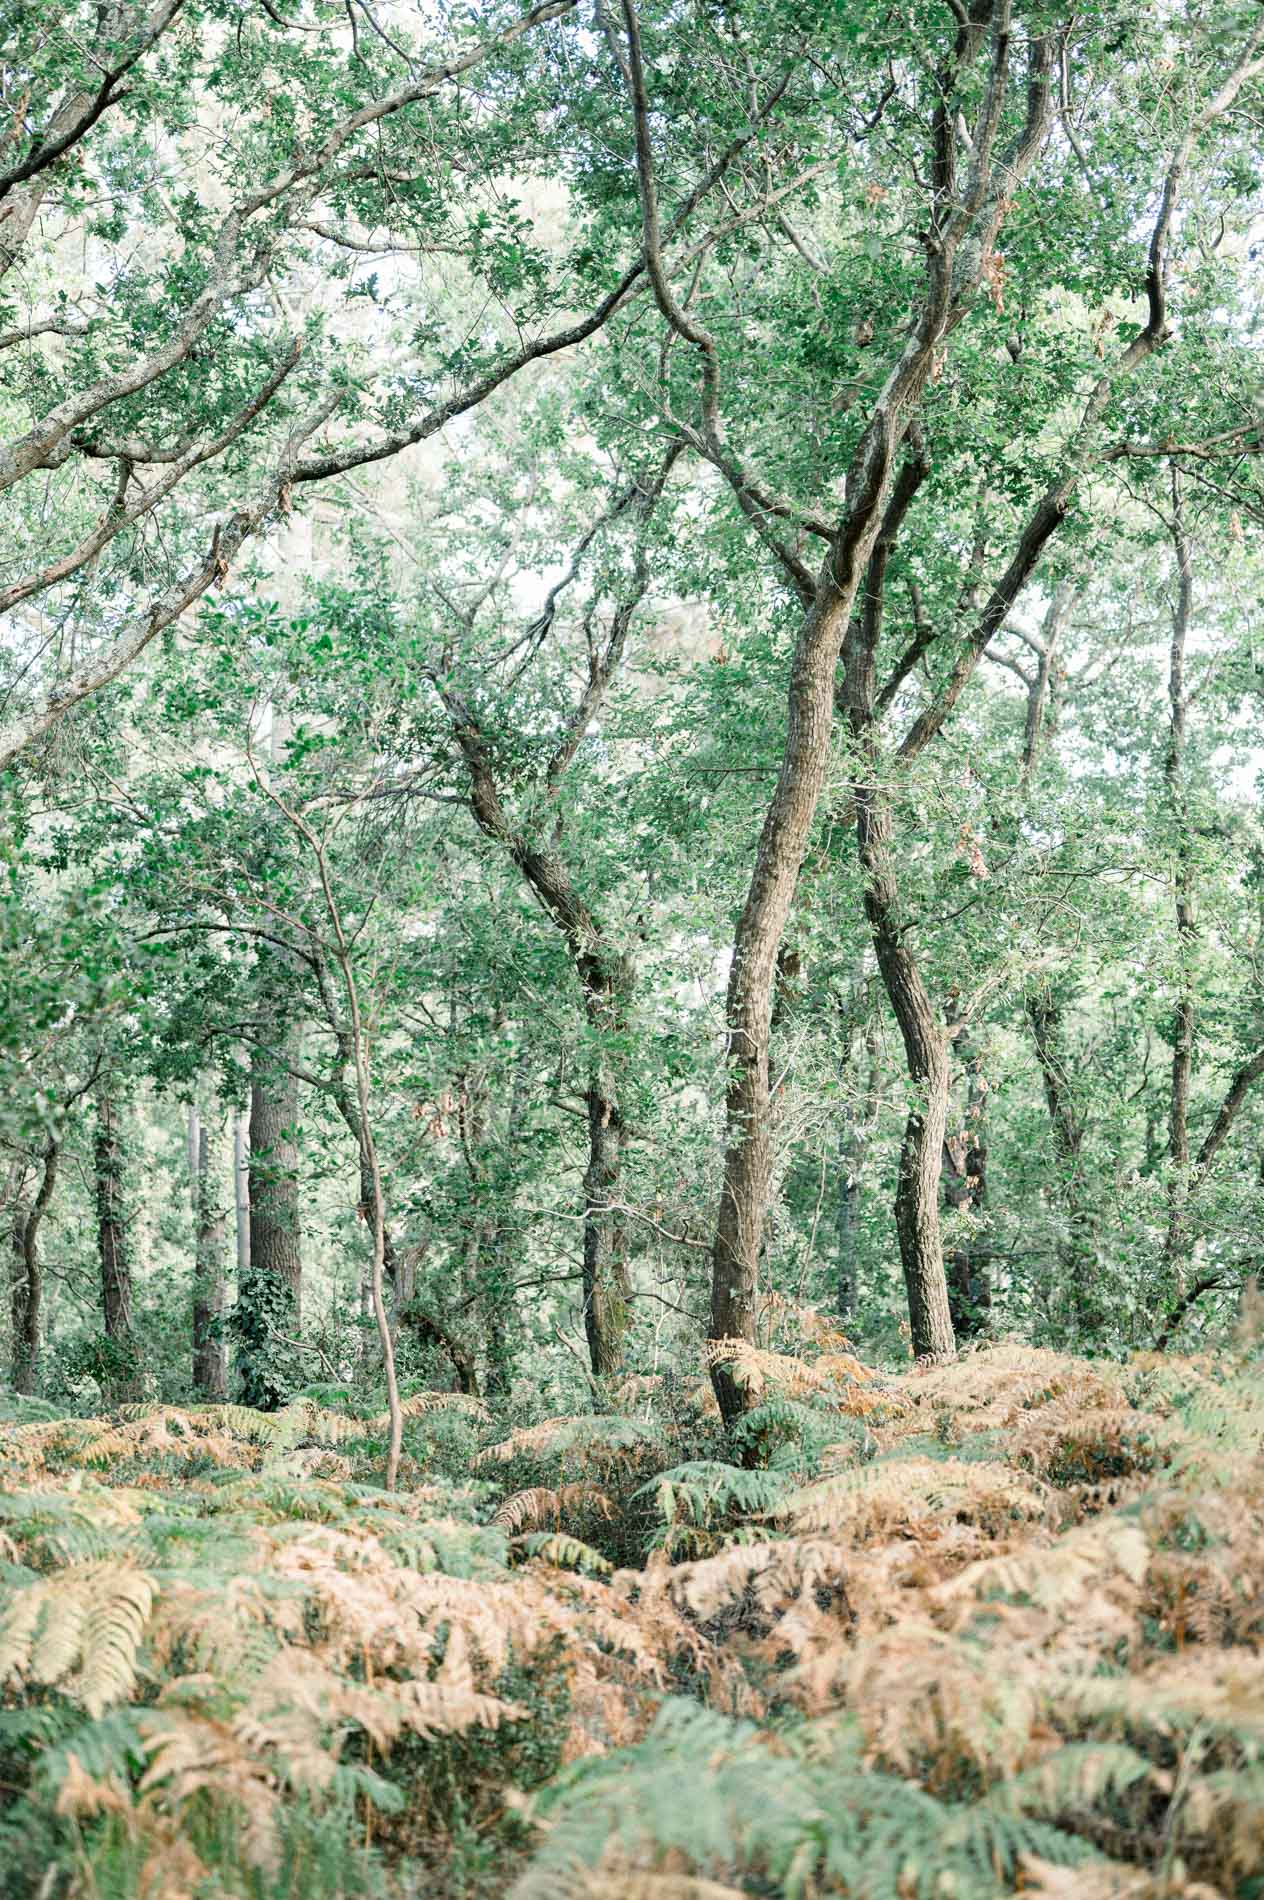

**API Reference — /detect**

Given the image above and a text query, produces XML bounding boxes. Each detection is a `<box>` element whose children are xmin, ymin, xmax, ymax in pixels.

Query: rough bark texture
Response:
<box><xmin>192</xmin><ymin>1118</ymin><xmax>228</xmax><ymax>1400</ymax></box>
<box><xmin>704</xmin><ymin>9</ymin><xmax>1059</xmax><ymax>1416</ymax></box>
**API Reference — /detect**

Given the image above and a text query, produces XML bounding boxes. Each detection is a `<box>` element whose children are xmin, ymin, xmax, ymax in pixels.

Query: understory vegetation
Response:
<box><xmin>3</xmin><ymin>1333</ymin><xmax>1264</xmax><ymax>1897</ymax></box>
<box><xmin>4</xmin><ymin>0</ymin><xmax>1264</xmax><ymax>1891</ymax></box>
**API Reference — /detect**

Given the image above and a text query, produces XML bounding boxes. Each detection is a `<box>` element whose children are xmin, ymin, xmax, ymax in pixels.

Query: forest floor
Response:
<box><xmin>1</xmin><ymin>1328</ymin><xmax>1262</xmax><ymax>1900</ymax></box>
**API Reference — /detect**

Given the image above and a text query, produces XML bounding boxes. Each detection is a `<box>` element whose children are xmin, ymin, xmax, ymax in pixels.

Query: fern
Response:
<box><xmin>514</xmin><ymin>1700</ymin><xmax>1102</xmax><ymax>1900</ymax></box>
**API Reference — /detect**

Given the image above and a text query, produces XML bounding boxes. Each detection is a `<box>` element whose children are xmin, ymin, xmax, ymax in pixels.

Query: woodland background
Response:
<box><xmin>2</xmin><ymin>0</ymin><xmax>1264</xmax><ymax>1895</ymax></box>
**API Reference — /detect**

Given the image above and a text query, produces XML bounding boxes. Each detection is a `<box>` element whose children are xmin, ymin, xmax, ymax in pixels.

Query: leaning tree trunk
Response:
<box><xmin>192</xmin><ymin>1114</ymin><xmax>228</xmax><ymax>1399</ymax></box>
<box><xmin>236</xmin><ymin>1033</ymin><xmax>303</xmax><ymax>1409</ymax></box>
<box><xmin>95</xmin><ymin>1085</ymin><xmax>139</xmax><ymax>1403</ymax></box>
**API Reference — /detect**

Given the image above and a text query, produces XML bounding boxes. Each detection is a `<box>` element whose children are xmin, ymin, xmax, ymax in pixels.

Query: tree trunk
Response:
<box><xmin>192</xmin><ymin>1115</ymin><xmax>228</xmax><ymax>1400</ymax></box>
<box><xmin>453</xmin><ymin>705</ymin><xmax>636</xmax><ymax>1383</ymax></box>
<box><xmin>709</xmin><ymin>583</ymin><xmax>856</xmax><ymax>1425</ymax></box>
<box><xmin>95</xmin><ymin>1085</ymin><xmax>139</xmax><ymax>1402</ymax></box>
<box><xmin>943</xmin><ymin>1024</ymin><xmax>990</xmax><ymax>1338</ymax></box>
<box><xmin>857</xmin><ymin>783</ymin><xmax>956</xmax><ymax>1361</ymax></box>
<box><xmin>235</xmin><ymin>1035</ymin><xmax>303</xmax><ymax>1409</ymax></box>
<box><xmin>8</xmin><ymin>1160</ymin><xmax>33</xmax><ymax>1394</ymax></box>
<box><xmin>1163</xmin><ymin>474</ymin><xmax>1196</xmax><ymax>1293</ymax></box>
<box><xmin>583</xmin><ymin>1058</ymin><xmax>630</xmax><ymax>1382</ymax></box>
<box><xmin>836</xmin><ymin>1015</ymin><xmax>879</xmax><ymax>1324</ymax></box>
<box><xmin>233</xmin><ymin>1109</ymin><xmax>250</xmax><ymax>1277</ymax></box>
<box><xmin>13</xmin><ymin>1142</ymin><xmax>57</xmax><ymax>1394</ymax></box>
<box><xmin>1026</xmin><ymin>988</ymin><xmax>1100</xmax><ymax>1334</ymax></box>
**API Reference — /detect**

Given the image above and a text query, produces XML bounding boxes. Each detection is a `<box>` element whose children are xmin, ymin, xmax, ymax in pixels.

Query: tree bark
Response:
<box><xmin>856</xmin><ymin>785</ymin><xmax>957</xmax><ymax>1360</ymax></box>
<box><xmin>192</xmin><ymin>1115</ymin><xmax>228</xmax><ymax>1400</ymax></box>
<box><xmin>95</xmin><ymin>1084</ymin><xmax>139</xmax><ymax>1402</ymax></box>
<box><xmin>234</xmin><ymin>1108</ymin><xmax>250</xmax><ymax>1272</ymax></box>
<box><xmin>582</xmin><ymin>1054</ymin><xmax>631</xmax><ymax>1381</ymax></box>
<box><xmin>236</xmin><ymin>1033</ymin><xmax>303</xmax><ymax>1408</ymax></box>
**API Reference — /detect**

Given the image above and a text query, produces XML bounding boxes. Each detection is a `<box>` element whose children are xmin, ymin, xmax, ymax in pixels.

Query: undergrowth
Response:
<box><xmin>1</xmin><ymin>1324</ymin><xmax>1263</xmax><ymax>1898</ymax></box>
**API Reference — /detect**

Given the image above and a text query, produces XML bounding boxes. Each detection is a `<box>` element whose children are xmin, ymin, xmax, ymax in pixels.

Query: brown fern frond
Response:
<box><xmin>475</xmin><ymin>1416</ymin><xmax>591</xmax><ymax>1466</ymax></box>
<box><xmin>781</xmin><ymin>1456</ymin><xmax>1049</xmax><ymax>1540</ymax></box>
<box><xmin>493</xmin><ymin>1483</ymin><xmax>614</xmax><ymax>1533</ymax></box>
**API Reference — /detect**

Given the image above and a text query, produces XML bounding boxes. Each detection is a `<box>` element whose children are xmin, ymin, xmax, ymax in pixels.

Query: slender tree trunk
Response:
<box><xmin>583</xmin><ymin>1048</ymin><xmax>631</xmax><ymax>1382</ymax></box>
<box><xmin>234</xmin><ymin>1109</ymin><xmax>250</xmax><ymax>1274</ymax></box>
<box><xmin>95</xmin><ymin>1084</ymin><xmax>138</xmax><ymax>1402</ymax></box>
<box><xmin>192</xmin><ymin>1114</ymin><xmax>228</xmax><ymax>1399</ymax></box>
<box><xmin>943</xmin><ymin>1024</ymin><xmax>990</xmax><ymax>1337</ymax></box>
<box><xmin>1163</xmin><ymin>474</ymin><xmax>1196</xmax><ymax>1293</ymax></box>
<box><xmin>14</xmin><ymin>1142</ymin><xmax>57</xmax><ymax>1394</ymax></box>
<box><xmin>330</xmin><ymin>1068</ymin><xmax>480</xmax><ymax>1397</ymax></box>
<box><xmin>1027</xmin><ymin>988</ymin><xmax>1099</xmax><ymax>1334</ymax></box>
<box><xmin>8</xmin><ymin>1160</ymin><xmax>33</xmax><ymax>1394</ymax></box>
<box><xmin>484</xmin><ymin>1043</ymin><xmax>529</xmax><ymax>1397</ymax></box>
<box><xmin>710</xmin><ymin>584</ymin><xmax>858</xmax><ymax>1424</ymax></box>
<box><xmin>856</xmin><ymin>782</ymin><xmax>956</xmax><ymax>1360</ymax></box>
<box><xmin>236</xmin><ymin>1033</ymin><xmax>303</xmax><ymax>1409</ymax></box>
<box><xmin>452</xmin><ymin>708</ymin><xmax>637</xmax><ymax>1382</ymax></box>
<box><xmin>836</xmin><ymin>1010</ymin><xmax>879</xmax><ymax>1324</ymax></box>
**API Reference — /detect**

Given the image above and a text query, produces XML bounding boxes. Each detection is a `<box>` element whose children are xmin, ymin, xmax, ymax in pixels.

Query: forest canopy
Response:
<box><xmin>2</xmin><ymin>0</ymin><xmax>1264</xmax><ymax>1894</ymax></box>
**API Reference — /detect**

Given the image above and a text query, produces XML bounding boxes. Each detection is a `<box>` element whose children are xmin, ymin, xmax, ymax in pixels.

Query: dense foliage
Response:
<box><xmin>2</xmin><ymin>0</ymin><xmax>1264</xmax><ymax>1891</ymax></box>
